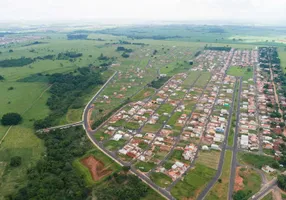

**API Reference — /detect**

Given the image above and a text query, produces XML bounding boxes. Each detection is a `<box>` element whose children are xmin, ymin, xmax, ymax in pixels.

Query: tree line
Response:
<box><xmin>0</xmin><ymin>52</ymin><xmax>83</xmax><ymax>68</ymax></box>
<box><xmin>34</xmin><ymin>67</ymin><xmax>103</xmax><ymax>129</ymax></box>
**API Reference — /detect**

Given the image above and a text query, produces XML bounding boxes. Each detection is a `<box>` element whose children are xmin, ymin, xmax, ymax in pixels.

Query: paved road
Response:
<box><xmin>37</xmin><ymin>121</ymin><xmax>83</xmax><ymax>133</ymax></box>
<box><xmin>251</xmin><ymin>179</ymin><xmax>277</xmax><ymax>200</ymax></box>
<box><xmin>197</xmin><ymin>78</ymin><xmax>238</xmax><ymax>200</ymax></box>
<box><xmin>228</xmin><ymin>77</ymin><xmax>243</xmax><ymax>200</ymax></box>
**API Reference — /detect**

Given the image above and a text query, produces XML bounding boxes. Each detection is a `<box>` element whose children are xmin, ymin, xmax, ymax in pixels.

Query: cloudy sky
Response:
<box><xmin>1</xmin><ymin>0</ymin><xmax>285</xmax><ymax>24</ymax></box>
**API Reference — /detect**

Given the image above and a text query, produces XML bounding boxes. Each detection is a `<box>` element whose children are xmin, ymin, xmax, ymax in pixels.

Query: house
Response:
<box><xmin>240</xmin><ymin>135</ymin><xmax>249</xmax><ymax>149</ymax></box>
<box><xmin>112</xmin><ymin>134</ymin><xmax>123</xmax><ymax>141</ymax></box>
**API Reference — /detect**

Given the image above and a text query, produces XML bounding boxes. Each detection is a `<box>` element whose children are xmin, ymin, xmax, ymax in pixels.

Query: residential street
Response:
<box><xmin>228</xmin><ymin>77</ymin><xmax>243</xmax><ymax>199</ymax></box>
<box><xmin>197</xmin><ymin>77</ymin><xmax>238</xmax><ymax>200</ymax></box>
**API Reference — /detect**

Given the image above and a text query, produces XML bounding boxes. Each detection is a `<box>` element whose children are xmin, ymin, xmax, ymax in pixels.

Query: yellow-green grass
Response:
<box><xmin>0</xmin><ymin>82</ymin><xmax>49</xmax><ymax>116</ymax></box>
<box><xmin>182</xmin><ymin>71</ymin><xmax>201</xmax><ymax>86</ymax></box>
<box><xmin>261</xmin><ymin>192</ymin><xmax>273</xmax><ymax>200</ymax></box>
<box><xmin>171</xmin><ymin>163</ymin><xmax>216</xmax><ymax>200</ymax></box>
<box><xmin>227</xmin><ymin>66</ymin><xmax>253</xmax><ymax>81</ymax></box>
<box><xmin>131</xmin><ymin>87</ymin><xmax>155</xmax><ymax>102</ymax></box>
<box><xmin>194</xmin><ymin>72</ymin><xmax>211</xmax><ymax>88</ymax></box>
<box><xmin>196</xmin><ymin>150</ymin><xmax>221</xmax><ymax>170</ymax></box>
<box><xmin>206</xmin><ymin>150</ymin><xmax>232</xmax><ymax>200</ymax></box>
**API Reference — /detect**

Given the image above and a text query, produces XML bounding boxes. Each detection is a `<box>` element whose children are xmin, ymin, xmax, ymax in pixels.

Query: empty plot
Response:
<box><xmin>196</xmin><ymin>150</ymin><xmax>220</xmax><ymax>170</ymax></box>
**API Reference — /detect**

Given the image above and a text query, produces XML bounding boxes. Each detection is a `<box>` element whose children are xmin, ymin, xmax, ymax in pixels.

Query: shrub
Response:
<box><xmin>10</xmin><ymin>156</ymin><xmax>22</xmax><ymax>167</ymax></box>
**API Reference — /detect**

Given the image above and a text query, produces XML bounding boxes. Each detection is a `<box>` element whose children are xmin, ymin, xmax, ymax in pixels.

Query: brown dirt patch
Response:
<box><xmin>81</xmin><ymin>156</ymin><xmax>112</xmax><ymax>181</ymax></box>
<box><xmin>234</xmin><ymin>167</ymin><xmax>244</xmax><ymax>191</ymax></box>
<box><xmin>143</xmin><ymin>91</ymin><xmax>150</xmax><ymax>97</ymax></box>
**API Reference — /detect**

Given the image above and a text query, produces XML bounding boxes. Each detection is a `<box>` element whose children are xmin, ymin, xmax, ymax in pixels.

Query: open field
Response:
<box><xmin>196</xmin><ymin>150</ymin><xmax>220</xmax><ymax>170</ymax></box>
<box><xmin>279</xmin><ymin>48</ymin><xmax>286</xmax><ymax>73</ymax></box>
<box><xmin>237</xmin><ymin>152</ymin><xmax>277</xmax><ymax>169</ymax></box>
<box><xmin>227</xmin><ymin>66</ymin><xmax>253</xmax><ymax>80</ymax></box>
<box><xmin>150</xmin><ymin>172</ymin><xmax>172</xmax><ymax>188</ymax></box>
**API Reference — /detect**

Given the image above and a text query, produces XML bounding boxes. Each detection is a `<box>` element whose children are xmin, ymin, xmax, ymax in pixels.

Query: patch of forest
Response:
<box><xmin>67</xmin><ymin>34</ymin><xmax>88</xmax><ymax>40</ymax></box>
<box><xmin>34</xmin><ymin>67</ymin><xmax>103</xmax><ymax>129</ymax></box>
<box><xmin>9</xmin><ymin>127</ymin><xmax>92</xmax><ymax>200</ymax></box>
<box><xmin>148</xmin><ymin>76</ymin><xmax>170</xmax><ymax>89</ymax></box>
<box><xmin>0</xmin><ymin>52</ymin><xmax>83</xmax><ymax>68</ymax></box>
<box><xmin>204</xmin><ymin>46</ymin><xmax>231</xmax><ymax>51</ymax></box>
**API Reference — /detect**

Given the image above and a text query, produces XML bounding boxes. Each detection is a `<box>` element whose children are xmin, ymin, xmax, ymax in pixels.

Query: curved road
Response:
<box><xmin>82</xmin><ymin>71</ymin><xmax>174</xmax><ymax>200</ymax></box>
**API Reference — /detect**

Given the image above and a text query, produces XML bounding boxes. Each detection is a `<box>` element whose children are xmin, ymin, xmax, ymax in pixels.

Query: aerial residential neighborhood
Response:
<box><xmin>1</xmin><ymin>1</ymin><xmax>286</xmax><ymax>200</ymax></box>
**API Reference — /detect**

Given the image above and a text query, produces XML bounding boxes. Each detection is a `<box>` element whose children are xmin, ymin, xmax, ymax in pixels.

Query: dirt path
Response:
<box><xmin>22</xmin><ymin>84</ymin><xmax>52</xmax><ymax>115</ymax></box>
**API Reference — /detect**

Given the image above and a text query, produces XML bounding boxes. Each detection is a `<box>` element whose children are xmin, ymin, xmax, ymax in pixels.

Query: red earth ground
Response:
<box><xmin>81</xmin><ymin>156</ymin><xmax>111</xmax><ymax>181</ymax></box>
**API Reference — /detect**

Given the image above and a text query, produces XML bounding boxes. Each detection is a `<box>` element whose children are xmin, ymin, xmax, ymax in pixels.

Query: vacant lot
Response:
<box><xmin>171</xmin><ymin>163</ymin><xmax>216</xmax><ymax>200</ymax></box>
<box><xmin>237</xmin><ymin>152</ymin><xmax>276</xmax><ymax>169</ymax></box>
<box><xmin>150</xmin><ymin>172</ymin><xmax>172</xmax><ymax>188</ymax></box>
<box><xmin>196</xmin><ymin>150</ymin><xmax>220</xmax><ymax>170</ymax></box>
<box><xmin>227</xmin><ymin>66</ymin><xmax>253</xmax><ymax>81</ymax></box>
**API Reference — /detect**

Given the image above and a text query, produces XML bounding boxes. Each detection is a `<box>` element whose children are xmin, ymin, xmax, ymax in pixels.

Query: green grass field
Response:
<box><xmin>171</xmin><ymin>163</ymin><xmax>216</xmax><ymax>200</ymax></box>
<box><xmin>237</xmin><ymin>152</ymin><xmax>277</xmax><ymax>169</ymax></box>
<box><xmin>150</xmin><ymin>172</ymin><xmax>172</xmax><ymax>188</ymax></box>
<box><xmin>279</xmin><ymin>48</ymin><xmax>286</xmax><ymax>73</ymax></box>
<box><xmin>227</xmin><ymin>66</ymin><xmax>253</xmax><ymax>81</ymax></box>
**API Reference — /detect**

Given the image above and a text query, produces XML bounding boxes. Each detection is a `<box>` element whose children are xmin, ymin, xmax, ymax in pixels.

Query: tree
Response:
<box><xmin>122</xmin><ymin>166</ymin><xmax>131</xmax><ymax>173</ymax></box>
<box><xmin>1</xmin><ymin>113</ymin><xmax>22</xmax><ymax>126</ymax></box>
<box><xmin>233</xmin><ymin>190</ymin><xmax>252</xmax><ymax>200</ymax></box>
<box><xmin>0</xmin><ymin>75</ymin><xmax>4</xmax><ymax>81</ymax></box>
<box><xmin>247</xmin><ymin>67</ymin><xmax>251</xmax><ymax>72</ymax></box>
<box><xmin>10</xmin><ymin>156</ymin><xmax>22</xmax><ymax>167</ymax></box>
<box><xmin>278</xmin><ymin>174</ymin><xmax>286</xmax><ymax>191</ymax></box>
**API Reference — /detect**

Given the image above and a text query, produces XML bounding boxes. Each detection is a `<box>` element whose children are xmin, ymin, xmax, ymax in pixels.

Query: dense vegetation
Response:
<box><xmin>0</xmin><ymin>75</ymin><xmax>4</xmax><ymax>80</ymax></box>
<box><xmin>278</xmin><ymin>174</ymin><xmax>286</xmax><ymax>191</ymax></box>
<box><xmin>148</xmin><ymin>76</ymin><xmax>170</xmax><ymax>89</ymax></box>
<box><xmin>233</xmin><ymin>190</ymin><xmax>252</xmax><ymax>200</ymax></box>
<box><xmin>0</xmin><ymin>57</ymin><xmax>34</xmax><ymax>67</ymax></box>
<box><xmin>34</xmin><ymin>67</ymin><xmax>103</xmax><ymax>129</ymax></box>
<box><xmin>67</xmin><ymin>34</ymin><xmax>88</xmax><ymax>40</ymax></box>
<box><xmin>57</xmin><ymin>52</ymin><xmax>83</xmax><ymax>60</ymax></box>
<box><xmin>116</xmin><ymin>46</ymin><xmax>133</xmax><ymax>53</ymax></box>
<box><xmin>1</xmin><ymin>113</ymin><xmax>22</xmax><ymax>126</ymax></box>
<box><xmin>204</xmin><ymin>46</ymin><xmax>231</xmax><ymax>51</ymax></box>
<box><xmin>24</xmin><ymin>41</ymin><xmax>47</xmax><ymax>46</ymax></box>
<box><xmin>10</xmin><ymin>156</ymin><xmax>22</xmax><ymax>167</ymax></box>
<box><xmin>10</xmin><ymin>127</ymin><xmax>91</xmax><ymax>200</ymax></box>
<box><xmin>94</xmin><ymin>174</ymin><xmax>148</xmax><ymax>200</ymax></box>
